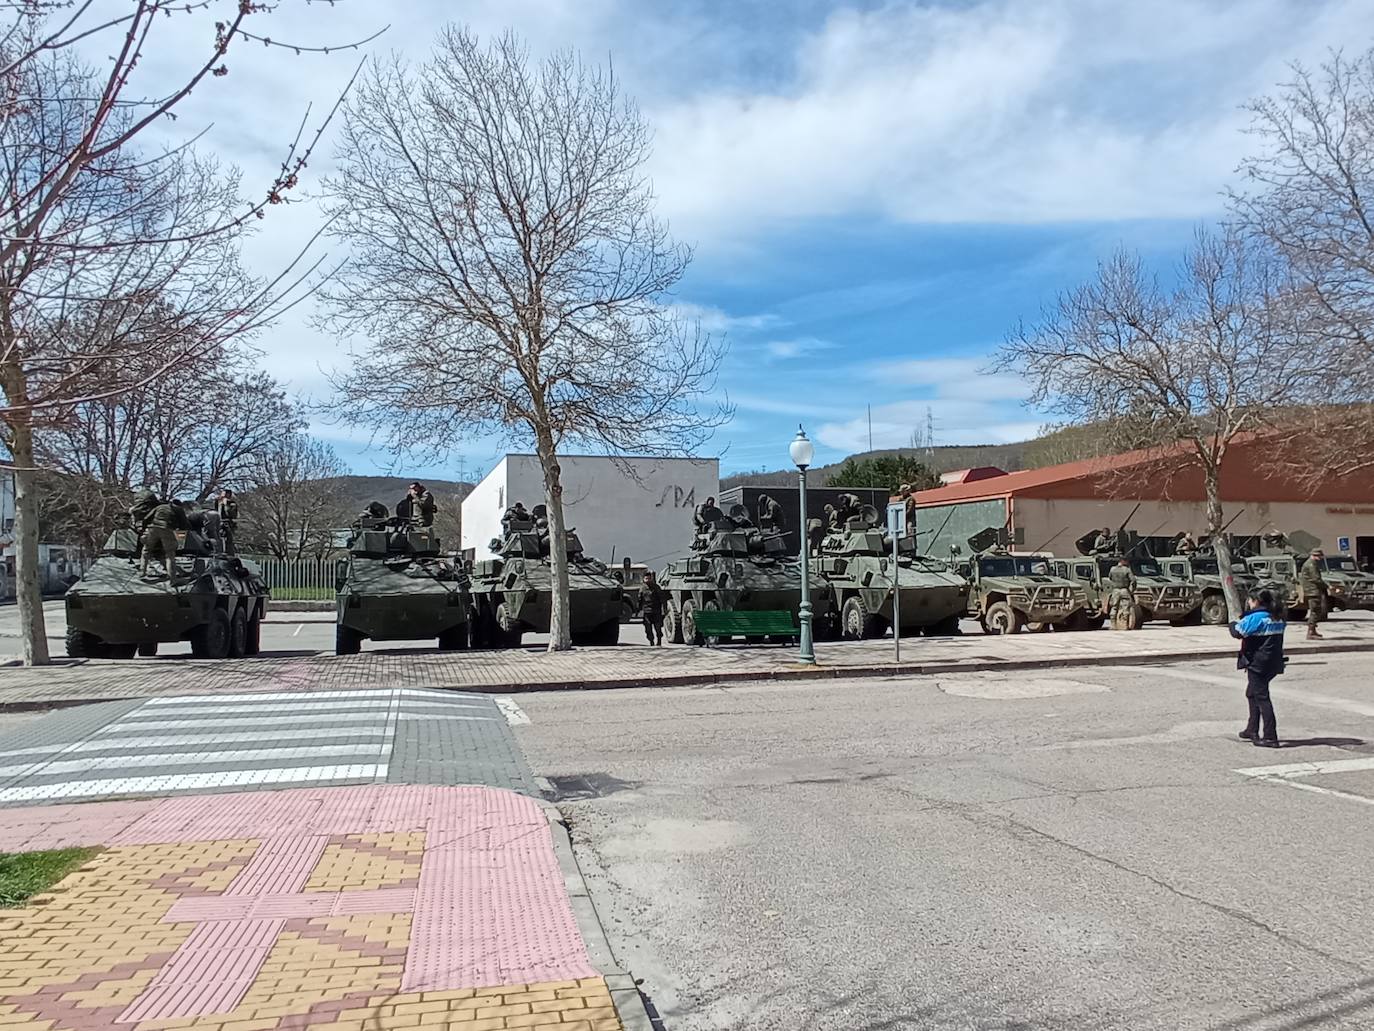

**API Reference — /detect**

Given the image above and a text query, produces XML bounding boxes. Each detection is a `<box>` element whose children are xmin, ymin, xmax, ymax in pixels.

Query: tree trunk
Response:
<box><xmin>533</xmin><ymin>423</ymin><xmax>572</xmax><ymax>651</ymax></box>
<box><xmin>10</xmin><ymin>422</ymin><xmax>51</xmax><ymax>665</ymax></box>
<box><xmin>1204</xmin><ymin>464</ymin><xmax>1244</xmax><ymax>620</ymax></box>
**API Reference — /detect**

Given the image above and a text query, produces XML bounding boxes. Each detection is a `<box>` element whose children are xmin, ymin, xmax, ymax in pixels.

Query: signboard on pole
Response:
<box><xmin>886</xmin><ymin>503</ymin><xmax>906</xmax><ymax>537</ymax></box>
<box><xmin>1338</xmin><ymin>536</ymin><xmax>1351</xmax><ymax>553</ymax></box>
<box><xmin>887</xmin><ymin>503</ymin><xmax>905</xmax><ymax>663</ymax></box>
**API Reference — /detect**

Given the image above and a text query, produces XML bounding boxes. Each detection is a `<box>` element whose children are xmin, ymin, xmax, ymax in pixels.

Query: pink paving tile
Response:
<box><xmin>224</xmin><ymin>836</ymin><xmax>329</xmax><ymax>896</ymax></box>
<box><xmin>0</xmin><ymin>799</ymin><xmax>158</xmax><ymax>851</ymax></box>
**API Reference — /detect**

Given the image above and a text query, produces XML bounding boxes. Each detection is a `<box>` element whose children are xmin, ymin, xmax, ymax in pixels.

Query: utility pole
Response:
<box><xmin>867</xmin><ymin>405</ymin><xmax>873</xmax><ymax>453</ymax></box>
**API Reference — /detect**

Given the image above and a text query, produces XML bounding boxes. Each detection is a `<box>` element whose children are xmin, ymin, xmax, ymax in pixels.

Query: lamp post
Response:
<box><xmin>790</xmin><ymin>425</ymin><xmax>816</xmax><ymax>665</ymax></box>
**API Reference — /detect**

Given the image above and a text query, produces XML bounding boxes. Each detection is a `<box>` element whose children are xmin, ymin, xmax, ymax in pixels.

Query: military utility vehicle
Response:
<box><xmin>815</xmin><ymin>505</ymin><xmax>967</xmax><ymax>638</ymax></box>
<box><xmin>65</xmin><ymin>521</ymin><xmax>269</xmax><ymax>659</ymax></box>
<box><xmin>469</xmin><ymin>507</ymin><xmax>622</xmax><ymax>648</ymax></box>
<box><xmin>660</xmin><ymin>504</ymin><xmax>832</xmax><ymax>645</ymax></box>
<box><xmin>334</xmin><ymin>512</ymin><xmax>471</xmax><ymax>655</ymax></box>
<box><xmin>954</xmin><ymin>528</ymin><xmax>1086</xmax><ymax>634</ymax></box>
<box><xmin>1062</xmin><ymin>531</ymin><xmax>1202</xmax><ymax>627</ymax></box>
<box><xmin>1158</xmin><ymin>554</ymin><xmax>1254</xmax><ymax>625</ymax></box>
<box><xmin>1316</xmin><ymin>553</ymin><xmax>1374</xmax><ymax>610</ymax></box>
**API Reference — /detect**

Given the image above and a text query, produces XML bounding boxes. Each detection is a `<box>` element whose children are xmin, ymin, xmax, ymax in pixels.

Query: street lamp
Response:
<box><xmin>790</xmin><ymin>425</ymin><xmax>816</xmax><ymax>665</ymax></box>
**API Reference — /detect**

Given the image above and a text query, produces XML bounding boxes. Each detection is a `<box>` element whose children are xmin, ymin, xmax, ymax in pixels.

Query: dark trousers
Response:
<box><xmin>642</xmin><ymin>613</ymin><xmax>663</xmax><ymax>645</ymax></box>
<box><xmin>1245</xmin><ymin>669</ymin><xmax>1278</xmax><ymax>742</ymax></box>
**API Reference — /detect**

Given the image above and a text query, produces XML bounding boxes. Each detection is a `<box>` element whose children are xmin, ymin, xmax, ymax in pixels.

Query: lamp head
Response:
<box><xmin>789</xmin><ymin>425</ymin><xmax>815</xmax><ymax>470</ymax></box>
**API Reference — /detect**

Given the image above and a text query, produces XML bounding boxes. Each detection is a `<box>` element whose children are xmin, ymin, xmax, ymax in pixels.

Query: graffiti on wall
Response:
<box><xmin>655</xmin><ymin>485</ymin><xmax>698</xmax><ymax>509</ymax></box>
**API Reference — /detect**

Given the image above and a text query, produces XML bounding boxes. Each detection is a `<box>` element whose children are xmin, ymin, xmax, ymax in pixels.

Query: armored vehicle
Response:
<box><xmin>955</xmin><ymin>528</ymin><xmax>1086</xmax><ymax>634</ymax></box>
<box><xmin>660</xmin><ymin>504</ymin><xmax>833</xmax><ymax>645</ymax></box>
<box><xmin>815</xmin><ymin>505</ymin><xmax>967</xmax><ymax>638</ymax></box>
<box><xmin>1242</xmin><ymin>531</ymin><xmax>1373</xmax><ymax>614</ymax></box>
<box><xmin>1239</xmin><ymin>552</ymin><xmax>1303</xmax><ymax>616</ymax></box>
<box><xmin>1316</xmin><ymin>553</ymin><xmax>1374</xmax><ymax>610</ymax></box>
<box><xmin>1158</xmin><ymin>554</ymin><xmax>1255</xmax><ymax>625</ymax></box>
<box><xmin>65</xmin><ymin>520</ymin><xmax>269</xmax><ymax>659</ymax></box>
<box><xmin>469</xmin><ymin>507</ymin><xmax>622</xmax><ymax>648</ymax></box>
<box><xmin>1063</xmin><ymin>531</ymin><xmax>1202</xmax><ymax>627</ymax></box>
<box><xmin>334</xmin><ymin>510</ymin><xmax>471</xmax><ymax>655</ymax></box>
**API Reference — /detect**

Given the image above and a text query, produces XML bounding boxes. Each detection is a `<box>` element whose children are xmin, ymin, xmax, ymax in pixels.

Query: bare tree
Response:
<box><xmin>240</xmin><ymin>434</ymin><xmax>347</xmax><ymax>560</ymax></box>
<box><xmin>319</xmin><ymin>29</ymin><xmax>728</xmax><ymax>651</ymax></box>
<box><xmin>0</xmin><ymin>3</ymin><xmax>378</xmax><ymax>664</ymax></box>
<box><xmin>997</xmin><ymin>229</ymin><xmax>1316</xmax><ymax>618</ymax></box>
<box><xmin>1229</xmin><ymin>47</ymin><xmax>1374</xmax><ymax>473</ymax></box>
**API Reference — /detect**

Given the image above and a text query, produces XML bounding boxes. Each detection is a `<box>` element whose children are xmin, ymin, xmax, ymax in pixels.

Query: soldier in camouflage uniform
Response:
<box><xmin>1299</xmin><ymin>548</ymin><xmax>1328</xmax><ymax>639</ymax></box>
<box><xmin>757</xmin><ymin>493</ymin><xmax>786</xmax><ymax>532</ymax></box>
<box><xmin>141</xmin><ymin>499</ymin><xmax>189</xmax><ymax>580</ymax></box>
<box><xmin>1107</xmin><ymin>557</ymin><xmax>1137</xmax><ymax>626</ymax></box>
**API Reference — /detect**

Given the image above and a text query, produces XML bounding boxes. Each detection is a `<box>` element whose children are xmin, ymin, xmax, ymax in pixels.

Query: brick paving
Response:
<box><xmin>4</xmin><ymin>616</ymin><xmax>1374</xmax><ymax>708</ymax></box>
<box><xmin>0</xmin><ymin>785</ymin><xmax>624</xmax><ymax>1030</ymax></box>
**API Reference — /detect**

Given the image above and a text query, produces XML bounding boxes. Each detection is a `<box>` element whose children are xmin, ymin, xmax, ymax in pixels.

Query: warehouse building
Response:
<box><xmin>461</xmin><ymin>454</ymin><xmax>719</xmax><ymax>568</ymax></box>
<box><xmin>913</xmin><ymin>439</ymin><xmax>1374</xmax><ymax>566</ymax></box>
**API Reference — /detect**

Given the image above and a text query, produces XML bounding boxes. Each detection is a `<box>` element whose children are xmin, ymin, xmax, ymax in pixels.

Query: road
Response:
<box><xmin>515</xmin><ymin>652</ymin><xmax>1374</xmax><ymax>1031</ymax></box>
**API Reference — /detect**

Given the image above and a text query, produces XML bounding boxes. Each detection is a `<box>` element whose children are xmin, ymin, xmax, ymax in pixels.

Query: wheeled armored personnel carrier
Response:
<box><xmin>1158</xmin><ymin>553</ymin><xmax>1254</xmax><ymax>625</ymax></box>
<box><xmin>65</xmin><ymin>520</ymin><xmax>269</xmax><ymax>659</ymax></box>
<box><xmin>952</xmin><ymin>528</ymin><xmax>1086</xmax><ymax>634</ymax></box>
<box><xmin>660</xmin><ymin>504</ymin><xmax>833</xmax><ymax>645</ymax></box>
<box><xmin>1241</xmin><ymin>531</ymin><xmax>1374</xmax><ymax>615</ymax></box>
<box><xmin>334</xmin><ymin>510</ymin><xmax>471</xmax><ymax>655</ymax></box>
<box><xmin>815</xmin><ymin>505</ymin><xmax>967</xmax><ymax>638</ymax></box>
<box><xmin>468</xmin><ymin>507</ymin><xmax>622</xmax><ymax>648</ymax></box>
<box><xmin>1060</xmin><ymin>530</ymin><xmax>1202</xmax><ymax>628</ymax></box>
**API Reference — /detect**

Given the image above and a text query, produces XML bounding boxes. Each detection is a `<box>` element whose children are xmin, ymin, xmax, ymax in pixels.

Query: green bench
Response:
<box><xmin>690</xmin><ymin>609</ymin><xmax>797</xmax><ymax>646</ymax></box>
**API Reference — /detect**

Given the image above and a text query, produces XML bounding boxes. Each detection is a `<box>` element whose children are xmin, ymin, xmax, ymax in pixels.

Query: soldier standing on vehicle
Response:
<box><xmin>1107</xmin><ymin>557</ymin><xmax>1136</xmax><ymax>620</ymax></box>
<box><xmin>1299</xmin><ymin>548</ymin><xmax>1328</xmax><ymax>639</ymax></box>
<box><xmin>757</xmin><ymin>493</ymin><xmax>786</xmax><ymax>532</ymax></box>
<box><xmin>1093</xmin><ymin>527</ymin><xmax>1115</xmax><ymax>554</ymax></box>
<box><xmin>130</xmin><ymin>483</ymin><xmax>159</xmax><ymax>528</ymax></box>
<box><xmin>694</xmin><ymin>496</ymin><xmax>724</xmax><ymax>529</ymax></box>
<box><xmin>901</xmin><ymin>484</ymin><xmax>919</xmax><ymax>535</ymax></box>
<box><xmin>806</xmin><ymin>515</ymin><xmax>825</xmax><ymax>556</ymax></box>
<box><xmin>397</xmin><ymin>482</ymin><xmax>436</xmax><ymax>527</ymax></box>
<box><xmin>141</xmin><ymin>499</ymin><xmax>189</xmax><ymax>581</ymax></box>
<box><xmin>638</xmin><ymin>570</ymin><xmax>667</xmax><ymax>646</ymax></box>
<box><xmin>216</xmin><ymin>488</ymin><xmax>238</xmax><ymax>553</ymax></box>
<box><xmin>1177</xmin><ymin>531</ymin><xmax>1198</xmax><ymax>554</ymax></box>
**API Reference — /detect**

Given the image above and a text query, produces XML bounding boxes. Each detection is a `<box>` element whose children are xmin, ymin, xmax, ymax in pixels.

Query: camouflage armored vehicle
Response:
<box><xmin>334</xmin><ymin>509</ymin><xmax>471</xmax><ymax>655</ymax></box>
<box><xmin>1058</xmin><ymin>531</ymin><xmax>1202</xmax><ymax>628</ymax></box>
<box><xmin>1158</xmin><ymin>553</ymin><xmax>1255</xmax><ymax>625</ymax></box>
<box><xmin>65</xmin><ymin>520</ymin><xmax>269</xmax><ymax>659</ymax></box>
<box><xmin>1316</xmin><ymin>553</ymin><xmax>1374</xmax><ymax>610</ymax></box>
<box><xmin>660</xmin><ymin>504</ymin><xmax>833</xmax><ymax>645</ymax></box>
<box><xmin>1243</xmin><ymin>531</ymin><xmax>1374</xmax><ymax>614</ymax></box>
<box><xmin>815</xmin><ymin>505</ymin><xmax>967</xmax><ymax>638</ymax></box>
<box><xmin>468</xmin><ymin>507</ymin><xmax>622</xmax><ymax>648</ymax></box>
<box><xmin>954</xmin><ymin>528</ymin><xmax>1086</xmax><ymax>634</ymax></box>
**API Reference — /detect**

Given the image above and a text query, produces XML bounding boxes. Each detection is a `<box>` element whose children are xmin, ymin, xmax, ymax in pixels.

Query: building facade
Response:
<box><xmin>913</xmin><ymin>440</ymin><xmax>1374</xmax><ymax>566</ymax></box>
<box><xmin>461</xmin><ymin>454</ymin><xmax>719</xmax><ymax>568</ymax></box>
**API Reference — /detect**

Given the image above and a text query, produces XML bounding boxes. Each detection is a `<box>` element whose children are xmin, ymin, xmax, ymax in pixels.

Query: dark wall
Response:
<box><xmin>717</xmin><ymin>485</ymin><xmax>890</xmax><ymax>556</ymax></box>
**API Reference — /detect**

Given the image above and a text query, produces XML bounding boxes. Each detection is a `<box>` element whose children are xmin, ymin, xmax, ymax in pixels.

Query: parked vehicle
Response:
<box><xmin>955</xmin><ymin>528</ymin><xmax>1086</xmax><ymax>634</ymax></box>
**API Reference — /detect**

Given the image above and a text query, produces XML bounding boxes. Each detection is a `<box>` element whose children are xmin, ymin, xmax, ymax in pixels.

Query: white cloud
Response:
<box><xmin>670</xmin><ymin>301</ymin><xmax>785</xmax><ymax>334</ymax></box>
<box><xmin>765</xmin><ymin>337</ymin><xmax>837</xmax><ymax>360</ymax></box>
<box><xmin>816</xmin><ymin>399</ymin><xmax>1044</xmax><ymax>453</ymax></box>
<box><xmin>869</xmin><ymin>357</ymin><xmax>1030</xmax><ymax>402</ymax></box>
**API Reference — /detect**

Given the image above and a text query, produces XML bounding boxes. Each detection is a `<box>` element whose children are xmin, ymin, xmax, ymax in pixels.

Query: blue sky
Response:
<box><xmin>130</xmin><ymin>0</ymin><xmax>1374</xmax><ymax>480</ymax></box>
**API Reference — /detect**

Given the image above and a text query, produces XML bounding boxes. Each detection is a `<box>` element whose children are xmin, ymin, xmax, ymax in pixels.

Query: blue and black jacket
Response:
<box><xmin>1230</xmin><ymin>610</ymin><xmax>1286</xmax><ymax>677</ymax></box>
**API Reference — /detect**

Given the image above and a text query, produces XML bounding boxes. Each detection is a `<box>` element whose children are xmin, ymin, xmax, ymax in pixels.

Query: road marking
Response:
<box><xmin>1265</xmin><ymin>779</ymin><xmax>1374</xmax><ymax>808</ymax></box>
<box><xmin>0</xmin><ymin>743</ymin><xmax>387</xmax><ymax>779</ymax></box>
<box><xmin>495</xmin><ymin>697</ymin><xmax>530</xmax><ymax>725</ymax></box>
<box><xmin>1149</xmin><ymin>667</ymin><xmax>1374</xmax><ymax>717</ymax></box>
<box><xmin>1234</xmin><ymin>756</ymin><xmax>1374</xmax><ymax>779</ymax></box>
<box><xmin>0</xmin><ymin>763</ymin><xmax>388</xmax><ymax>802</ymax></box>
<box><xmin>143</xmin><ymin>688</ymin><xmax>488</xmax><ymax>706</ymax></box>
<box><xmin>293</xmin><ymin>623</ymin><xmax>304</xmax><ymax>637</ymax></box>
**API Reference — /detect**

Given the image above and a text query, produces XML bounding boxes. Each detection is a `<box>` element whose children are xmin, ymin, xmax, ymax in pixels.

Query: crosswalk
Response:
<box><xmin>0</xmin><ymin>689</ymin><xmax>504</xmax><ymax>804</ymax></box>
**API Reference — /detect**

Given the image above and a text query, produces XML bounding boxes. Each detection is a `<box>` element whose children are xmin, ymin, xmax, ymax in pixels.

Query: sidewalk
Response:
<box><xmin>0</xmin><ymin>784</ymin><xmax>640</xmax><ymax>1030</ymax></box>
<box><xmin>4</xmin><ymin>616</ymin><xmax>1374</xmax><ymax>709</ymax></box>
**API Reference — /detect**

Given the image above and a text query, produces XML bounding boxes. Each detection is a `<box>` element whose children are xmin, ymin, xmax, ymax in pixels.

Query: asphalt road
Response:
<box><xmin>515</xmin><ymin>652</ymin><xmax>1374</xmax><ymax>1031</ymax></box>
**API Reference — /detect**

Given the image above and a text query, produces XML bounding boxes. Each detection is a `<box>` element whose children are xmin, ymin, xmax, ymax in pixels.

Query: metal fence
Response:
<box><xmin>241</xmin><ymin>554</ymin><xmax>341</xmax><ymax>601</ymax></box>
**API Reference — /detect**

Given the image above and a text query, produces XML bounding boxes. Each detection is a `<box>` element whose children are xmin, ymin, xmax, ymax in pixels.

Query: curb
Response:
<box><xmin>4</xmin><ymin>639</ymin><xmax>1373</xmax><ymax>713</ymax></box>
<box><xmin>538</xmin><ymin>799</ymin><xmax>657</xmax><ymax>1031</ymax></box>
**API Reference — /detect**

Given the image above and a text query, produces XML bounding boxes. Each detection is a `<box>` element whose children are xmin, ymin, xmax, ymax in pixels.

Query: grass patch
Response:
<box><xmin>0</xmin><ymin>846</ymin><xmax>102</xmax><ymax>907</ymax></box>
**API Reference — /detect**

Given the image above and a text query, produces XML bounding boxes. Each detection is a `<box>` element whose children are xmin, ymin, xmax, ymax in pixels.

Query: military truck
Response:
<box><xmin>1158</xmin><ymin>553</ymin><xmax>1255</xmax><ymax>625</ymax></box>
<box><xmin>468</xmin><ymin>507</ymin><xmax>622</xmax><ymax>648</ymax></box>
<box><xmin>814</xmin><ymin>505</ymin><xmax>968</xmax><ymax>639</ymax></box>
<box><xmin>334</xmin><ymin>512</ymin><xmax>471</xmax><ymax>655</ymax></box>
<box><xmin>954</xmin><ymin>528</ymin><xmax>1086</xmax><ymax>634</ymax></box>
<box><xmin>1316</xmin><ymin>553</ymin><xmax>1374</xmax><ymax>611</ymax></box>
<box><xmin>1236</xmin><ymin>531</ymin><xmax>1346</xmax><ymax>619</ymax></box>
<box><xmin>1060</xmin><ymin>531</ymin><xmax>1202</xmax><ymax>628</ymax></box>
<box><xmin>660</xmin><ymin>504</ymin><xmax>833</xmax><ymax>645</ymax></box>
<box><xmin>65</xmin><ymin>520</ymin><xmax>269</xmax><ymax>659</ymax></box>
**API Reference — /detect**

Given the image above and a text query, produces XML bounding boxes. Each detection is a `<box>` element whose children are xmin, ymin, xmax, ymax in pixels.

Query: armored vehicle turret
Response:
<box><xmin>65</xmin><ymin>518</ymin><xmax>269</xmax><ymax>659</ymax></box>
<box><xmin>660</xmin><ymin>504</ymin><xmax>834</xmax><ymax>645</ymax></box>
<box><xmin>334</xmin><ymin>508</ymin><xmax>471</xmax><ymax>655</ymax></box>
<box><xmin>468</xmin><ymin>505</ymin><xmax>622</xmax><ymax>648</ymax></box>
<box><xmin>956</xmin><ymin>527</ymin><xmax>1086</xmax><ymax>634</ymax></box>
<box><xmin>815</xmin><ymin>505</ymin><xmax>968</xmax><ymax>638</ymax></box>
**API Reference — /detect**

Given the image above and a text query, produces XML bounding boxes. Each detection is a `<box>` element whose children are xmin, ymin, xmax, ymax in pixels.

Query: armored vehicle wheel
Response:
<box><xmin>190</xmin><ymin>609</ymin><xmax>232</xmax><ymax>659</ymax></box>
<box><xmin>227</xmin><ymin>608</ymin><xmax>248</xmax><ymax>659</ymax></box>
<box><xmin>65</xmin><ymin>626</ymin><xmax>102</xmax><ymax>658</ymax></box>
<box><xmin>681</xmin><ymin>599</ymin><xmax>703</xmax><ymax>646</ymax></box>
<box><xmin>699</xmin><ymin>599</ymin><xmax>722</xmax><ymax>645</ymax></box>
<box><xmin>244</xmin><ymin>615</ymin><xmax>262</xmax><ymax>656</ymax></box>
<box><xmin>495</xmin><ymin>602</ymin><xmax>523</xmax><ymax>648</ymax></box>
<box><xmin>1025</xmin><ymin>621</ymin><xmax>1052</xmax><ymax>633</ymax></box>
<box><xmin>840</xmin><ymin>595</ymin><xmax>881</xmax><ymax>640</ymax></box>
<box><xmin>1111</xmin><ymin>603</ymin><xmax>1143</xmax><ymax>631</ymax></box>
<box><xmin>335</xmin><ymin>623</ymin><xmax>363</xmax><ymax>655</ymax></box>
<box><xmin>662</xmin><ymin>602</ymin><xmax>682</xmax><ymax>645</ymax></box>
<box><xmin>136</xmin><ymin>642</ymin><xmax>159</xmax><ymax>657</ymax></box>
<box><xmin>591</xmin><ymin>619</ymin><xmax>620</xmax><ymax>646</ymax></box>
<box><xmin>1200</xmin><ymin>594</ymin><xmax>1228</xmax><ymax>625</ymax></box>
<box><xmin>1069</xmin><ymin>610</ymin><xmax>1106</xmax><ymax>631</ymax></box>
<box><xmin>982</xmin><ymin>601</ymin><xmax>1023</xmax><ymax>635</ymax></box>
<box><xmin>1170</xmin><ymin>609</ymin><xmax>1204</xmax><ymax>627</ymax></box>
<box><xmin>438</xmin><ymin>624</ymin><xmax>469</xmax><ymax>650</ymax></box>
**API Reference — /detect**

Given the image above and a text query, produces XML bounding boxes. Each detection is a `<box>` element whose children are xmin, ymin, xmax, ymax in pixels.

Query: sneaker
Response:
<box><xmin>1253</xmin><ymin>738</ymin><xmax>1281</xmax><ymax>748</ymax></box>
<box><xmin>1238</xmin><ymin>729</ymin><xmax>1257</xmax><ymax>740</ymax></box>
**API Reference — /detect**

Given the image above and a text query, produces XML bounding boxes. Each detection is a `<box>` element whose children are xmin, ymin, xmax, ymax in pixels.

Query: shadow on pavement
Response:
<box><xmin>1276</xmin><ymin>737</ymin><xmax>1366</xmax><ymax>748</ymax></box>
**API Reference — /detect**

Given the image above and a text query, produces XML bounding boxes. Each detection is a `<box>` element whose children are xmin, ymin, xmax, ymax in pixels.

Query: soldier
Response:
<box><xmin>130</xmin><ymin>483</ymin><xmax>160</xmax><ymax>529</ymax></box>
<box><xmin>901</xmin><ymin>483</ymin><xmax>918</xmax><ymax>535</ymax></box>
<box><xmin>694</xmin><ymin>496</ymin><xmax>724</xmax><ymax>530</ymax></box>
<box><xmin>1176</xmin><ymin>531</ymin><xmax>1198</xmax><ymax>555</ymax></box>
<box><xmin>1092</xmin><ymin>527</ymin><xmax>1115</xmax><ymax>554</ymax></box>
<box><xmin>806</xmin><ymin>515</ymin><xmax>825</xmax><ymax>557</ymax></box>
<box><xmin>638</xmin><ymin>570</ymin><xmax>667</xmax><ymax>646</ymax></box>
<box><xmin>757</xmin><ymin>493</ymin><xmax>786</xmax><ymax>532</ymax></box>
<box><xmin>833</xmin><ymin>493</ymin><xmax>862</xmax><ymax>528</ymax></box>
<box><xmin>186</xmin><ymin>506</ymin><xmax>223</xmax><ymax>555</ymax></box>
<box><xmin>1107</xmin><ymin>557</ymin><xmax>1136</xmax><ymax>623</ymax></box>
<box><xmin>397</xmin><ymin>482</ymin><xmax>436</xmax><ymax>527</ymax></box>
<box><xmin>216</xmin><ymin>489</ymin><xmax>239</xmax><ymax>553</ymax></box>
<box><xmin>141</xmin><ymin>499</ymin><xmax>189</xmax><ymax>581</ymax></box>
<box><xmin>1299</xmin><ymin>547</ymin><xmax>1328</xmax><ymax>639</ymax></box>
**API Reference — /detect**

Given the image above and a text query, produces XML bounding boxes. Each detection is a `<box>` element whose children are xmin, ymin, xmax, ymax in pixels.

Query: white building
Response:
<box><xmin>461</xmin><ymin>454</ymin><xmax>719</xmax><ymax>568</ymax></box>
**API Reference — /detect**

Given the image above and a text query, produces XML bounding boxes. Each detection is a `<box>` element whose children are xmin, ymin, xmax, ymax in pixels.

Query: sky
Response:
<box><xmin>116</xmin><ymin>0</ymin><xmax>1374</xmax><ymax>481</ymax></box>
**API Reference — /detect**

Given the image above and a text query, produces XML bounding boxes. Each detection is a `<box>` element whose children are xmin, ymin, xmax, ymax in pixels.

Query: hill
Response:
<box><xmin>322</xmin><ymin>476</ymin><xmax>474</xmax><ymax>513</ymax></box>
